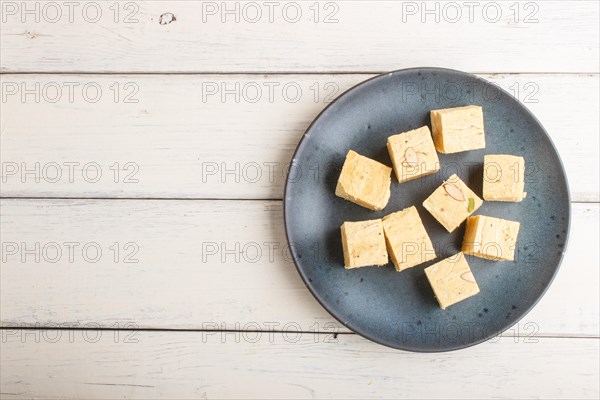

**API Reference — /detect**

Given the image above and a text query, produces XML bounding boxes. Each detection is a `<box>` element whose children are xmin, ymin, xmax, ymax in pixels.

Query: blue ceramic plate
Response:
<box><xmin>283</xmin><ymin>68</ymin><xmax>570</xmax><ymax>352</ymax></box>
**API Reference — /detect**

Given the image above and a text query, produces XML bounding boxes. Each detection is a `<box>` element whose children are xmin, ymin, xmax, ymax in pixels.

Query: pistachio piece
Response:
<box><xmin>443</xmin><ymin>182</ymin><xmax>465</xmax><ymax>201</ymax></box>
<box><xmin>468</xmin><ymin>197</ymin><xmax>475</xmax><ymax>212</ymax></box>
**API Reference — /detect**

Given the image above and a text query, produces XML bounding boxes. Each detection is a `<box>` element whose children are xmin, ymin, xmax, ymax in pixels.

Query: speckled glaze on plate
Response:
<box><xmin>283</xmin><ymin>67</ymin><xmax>570</xmax><ymax>352</ymax></box>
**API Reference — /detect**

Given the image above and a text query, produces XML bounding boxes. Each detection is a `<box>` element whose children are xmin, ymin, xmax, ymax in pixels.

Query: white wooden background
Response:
<box><xmin>1</xmin><ymin>1</ymin><xmax>599</xmax><ymax>398</ymax></box>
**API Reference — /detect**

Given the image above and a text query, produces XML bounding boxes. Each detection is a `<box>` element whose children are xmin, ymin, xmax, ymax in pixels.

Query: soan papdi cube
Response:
<box><xmin>387</xmin><ymin>126</ymin><xmax>440</xmax><ymax>183</ymax></box>
<box><xmin>340</xmin><ymin>219</ymin><xmax>388</xmax><ymax>269</ymax></box>
<box><xmin>462</xmin><ymin>215</ymin><xmax>520</xmax><ymax>261</ymax></box>
<box><xmin>425</xmin><ymin>252</ymin><xmax>480</xmax><ymax>309</ymax></box>
<box><xmin>430</xmin><ymin>105</ymin><xmax>485</xmax><ymax>153</ymax></box>
<box><xmin>382</xmin><ymin>206</ymin><xmax>436</xmax><ymax>272</ymax></box>
<box><xmin>423</xmin><ymin>174</ymin><xmax>483</xmax><ymax>232</ymax></box>
<box><xmin>335</xmin><ymin>150</ymin><xmax>392</xmax><ymax>211</ymax></box>
<box><xmin>483</xmin><ymin>154</ymin><xmax>526</xmax><ymax>202</ymax></box>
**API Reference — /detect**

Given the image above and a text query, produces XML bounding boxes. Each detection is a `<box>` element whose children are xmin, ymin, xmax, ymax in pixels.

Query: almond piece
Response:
<box><xmin>443</xmin><ymin>182</ymin><xmax>465</xmax><ymax>201</ymax></box>
<box><xmin>403</xmin><ymin>147</ymin><xmax>417</xmax><ymax>166</ymax></box>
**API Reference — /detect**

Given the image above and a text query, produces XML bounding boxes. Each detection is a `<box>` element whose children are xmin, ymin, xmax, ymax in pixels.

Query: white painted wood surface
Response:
<box><xmin>1</xmin><ymin>200</ymin><xmax>598</xmax><ymax>337</ymax></box>
<box><xmin>1</xmin><ymin>1</ymin><xmax>598</xmax><ymax>73</ymax></box>
<box><xmin>1</xmin><ymin>333</ymin><xmax>598</xmax><ymax>399</ymax></box>
<box><xmin>1</xmin><ymin>74</ymin><xmax>598</xmax><ymax>201</ymax></box>
<box><xmin>1</xmin><ymin>0</ymin><xmax>598</xmax><ymax>398</ymax></box>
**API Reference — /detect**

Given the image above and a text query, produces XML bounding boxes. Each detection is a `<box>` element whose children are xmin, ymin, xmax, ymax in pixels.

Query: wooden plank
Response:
<box><xmin>1</xmin><ymin>200</ymin><xmax>597</xmax><ymax>336</ymax></box>
<box><xmin>1</xmin><ymin>332</ymin><xmax>598</xmax><ymax>399</ymax></box>
<box><xmin>1</xmin><ymin>74</ymin><xmax>598</xmax><ymax>201</ymax></box>
<box><xmin>1</xmin><ymin>1</ymin><xmax>598</xmax><ymax>73</ymax></box>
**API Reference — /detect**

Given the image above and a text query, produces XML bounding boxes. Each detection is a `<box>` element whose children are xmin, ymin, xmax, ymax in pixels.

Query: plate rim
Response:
<box><xmin>283</xmin><ymin>66</ymin><xmax>572</xmax><ymax>352</ymax></box>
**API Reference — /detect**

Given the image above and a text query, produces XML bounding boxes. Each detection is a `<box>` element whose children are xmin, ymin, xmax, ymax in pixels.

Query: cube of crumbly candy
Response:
<box><xmin>483</xmin><ymin>154</ymin><xmax>526</xmax><ymax>202</ymax></box>
<box><xmin>422</xmin><ymin>174</ymin><xmax>483</xmax><ymax>232</ymax></box>
<box><xmin>382</xmin><ymin>206</ymin><xmax>436</xmax><ymax>272</ymax></box>
<box><xmin>462</xmin><ymin>215</ymin><xmax>521</xmax><ymax>261</ymax></box>
<box><xmin>335</xmin><ymin>150</ymin><xmax>392</xmax><ymax>211</ymax></box>
<box><xmin>430</xmin><ymin>105</ymin><xmax>485</xmax><ymax>153</ymax></box>
<box><xmin>424</xmin><ymin>252</ymin><xmax>480</xmax><ymax>309</ymax></box>
<box><xmin>387</xmin><ymin>126</ymin><xmax>440</xmax><ymax>183</ymax></box>
<box><xmin>340</xmin><ymin>219</ymin><xmax>388</xmax><ymax>269</ymax></box>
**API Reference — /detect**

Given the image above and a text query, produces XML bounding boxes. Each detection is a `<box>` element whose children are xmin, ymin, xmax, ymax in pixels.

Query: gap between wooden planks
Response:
<box><xmin>1</xmin><ymin>74</ymin><xmax>598</xmax><ymax>201</ymax></box>
<box><xmin>1</xmin><ymin>199</ymin><xmax>597</xmax><ymax>337</ymax></box>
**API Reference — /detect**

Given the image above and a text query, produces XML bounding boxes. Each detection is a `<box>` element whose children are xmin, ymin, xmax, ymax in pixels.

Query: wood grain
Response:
<box><xmin>1</xmin><ymin>1</ymin><xmax>598</xmax><ymax>397</ymax></box>
<box><xmin>1</xmin><ymin>332</ymin><xmax>598</xmax><ymax>399</ymax></box>
<box><xmin>1</xmin><ymin>199</ymin><xmax>597</xmax><ymax>336</ymax></box>
<box><xmin>1</xmin><ymin>1</ymin><xmax>598</xmax><ymax>73</ymax></box>
<box><xmin>1</xmin><ymin>74</ymin><xmax>598</xmax><ymax>201</ymax></box>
